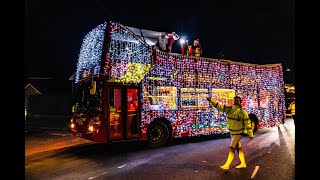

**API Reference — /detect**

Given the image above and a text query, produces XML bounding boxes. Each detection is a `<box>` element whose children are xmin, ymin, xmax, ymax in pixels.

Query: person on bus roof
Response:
<box><xmin>188</xmin><ymin>39</ymin><xmax>202</xmax><ymax>57</ymax></box>
<box><xmin>155</xmin><ymin>32</ymin><xmax>179</xmax><ymax>53</ymax></box>
<box><xmin>167</xmin><ymin>32</ymin><xmax>179</xmax><ymax>53</ymax></box>
<box><xmin>207</xmin><ymin>96</ymin><xmax>253</xmax><ymax>170</ymax></box>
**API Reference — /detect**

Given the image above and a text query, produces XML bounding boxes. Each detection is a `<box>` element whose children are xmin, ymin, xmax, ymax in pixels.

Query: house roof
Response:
<box><xmin>69</xmin><ymin>73</ymin><xmax>75</xmax><ymax>80</ymax></box>
<box><xmin>25</xmin><ymin>77</ymin><xmax>70</xmax><ymax>95</ymax></box>
<box><xmin>25</xmin><ymin>83</ymin><xmax>42</xmax><ymax>94</ymax></box>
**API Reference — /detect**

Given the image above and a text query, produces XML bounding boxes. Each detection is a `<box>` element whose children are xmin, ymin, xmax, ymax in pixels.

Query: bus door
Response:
<box><xmin>108</xmin><ymin>87</ymin><xmax>139</xmax><ymax>141</ymax></box>
<box><xmin>126</xmin><ymin>88</ymin><xmax>139</xmax><ymax>138</ymax></box>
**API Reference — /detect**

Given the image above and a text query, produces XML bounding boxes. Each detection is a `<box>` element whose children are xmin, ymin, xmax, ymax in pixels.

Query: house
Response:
<box><xmin>24</xmin><ymin>76</ymin><xmax>74</xmax><ymax>130</ymax></box>
<box><xmin>69</xmin><ymin>72</ymin><xmax>76</xmax><ymax>95</ymax></box>
<box><xmin>25</xmin><ymin>83</ymin><xmax>42</xmax><ymax>118</ymax></box>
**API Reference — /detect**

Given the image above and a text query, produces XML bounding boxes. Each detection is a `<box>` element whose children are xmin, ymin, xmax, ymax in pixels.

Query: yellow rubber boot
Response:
<box><xmin>220</xmin><ymin>149</ymin><xmax>235</xmax><ymax>170</ymax></box>
<box><xmin>236</xmin><ymin>147</ymin><xmax>247</xmax><ymax>169</ymax></box>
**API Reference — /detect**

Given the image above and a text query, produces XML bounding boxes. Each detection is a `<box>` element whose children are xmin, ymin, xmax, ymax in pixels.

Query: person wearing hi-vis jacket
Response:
<box><xmin>207</xmin><ymin>96</ymin><xmax>253</xmax><ymax>170</ymax></box>
<box><xmin>288</xmin><ymin>98</ymin><xmax>295</xmax><ymax>125</ymax></box>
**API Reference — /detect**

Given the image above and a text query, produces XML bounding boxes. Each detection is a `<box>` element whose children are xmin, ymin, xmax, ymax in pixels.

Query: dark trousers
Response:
<box><xmin>292</xmin><ymin>115</ymin><xmax>295</xmax><ymax>125</ymax></box>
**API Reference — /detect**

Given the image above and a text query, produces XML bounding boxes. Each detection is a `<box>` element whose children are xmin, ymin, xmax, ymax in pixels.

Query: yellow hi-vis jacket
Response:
<box><xmin>288</xmin><ymin>102</ymin><xmax>295</xmax><ymax>115</ymax></box>
<box><xmin>209</xmin><ymin>100</ymin><xmax>254</xmax><ymax>138</ymax></box>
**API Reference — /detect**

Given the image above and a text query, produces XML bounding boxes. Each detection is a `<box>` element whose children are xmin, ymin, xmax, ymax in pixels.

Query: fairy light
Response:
<box><xmin>107</xmin><ymin>23</ymin><xmax>151</xmax><ymax>84</ymax></box>
<box><xmin>75</xmin><ymin>22</ymin><xmax>107</xmax><ymax>82</ymax></box>
<box><xmin>75</xmin><ymin>22</ymin><xmax>286</xmax><ymax>138</ymax></box>
<box><xmin>140</xmin><ymin>51</ymin><xmax>285</xmax><ymax>135</ymax></box>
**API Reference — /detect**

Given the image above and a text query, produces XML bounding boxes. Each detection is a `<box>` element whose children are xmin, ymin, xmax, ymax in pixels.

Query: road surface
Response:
<box><xmin>25</xmin><ymin>118</ymin><xmax>295</xmax><ymax>180</ymax></box>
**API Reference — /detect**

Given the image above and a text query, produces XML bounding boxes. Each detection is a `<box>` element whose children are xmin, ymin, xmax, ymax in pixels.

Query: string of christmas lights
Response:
<box><xmin>140</xmin><ymin>51</ymin><xmax>285</xmax><ymax>136</ymax></box>
<box><xmin>75</xmin><ymin>22</ymin><xmax>107</xmax><ymax>82</ymax></box>
<box><xmin>76</xmin><ymin>22</ymin><xmax>286</xmax><ymax>138</ymax></box>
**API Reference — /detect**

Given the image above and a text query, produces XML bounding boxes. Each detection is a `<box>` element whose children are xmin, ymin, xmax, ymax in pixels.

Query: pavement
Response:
<box><xmin>25</xmin><ymin>115</ymin><xmax>95</xmax><ymax>156</ymax></box>
<box><xmin>25</xmin><ymin>114</ymin><xmax>71</xmax><ymax>131</ymax></box>
<box><xmin>25</xmin><ymin>129</ymin><xmax>92</xmax><ymax>157</ymax></box>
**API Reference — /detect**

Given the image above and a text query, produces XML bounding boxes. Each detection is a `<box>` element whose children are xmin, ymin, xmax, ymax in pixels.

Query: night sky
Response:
<box><xmin>25</xmin><ymin>0</ymin><xmax>295</xmax><ymax>94</ymax></box>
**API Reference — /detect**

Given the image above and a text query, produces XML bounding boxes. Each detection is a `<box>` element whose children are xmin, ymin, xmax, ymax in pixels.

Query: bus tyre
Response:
<box><xmin>249</xmin><ymin>113</ymin><xmax>259</xmax><ymax>134</ymax></box>
<box><xmin>147</xmin><ymin>120</ymin><xmax>169</xmax><ymax>148</ymax></box>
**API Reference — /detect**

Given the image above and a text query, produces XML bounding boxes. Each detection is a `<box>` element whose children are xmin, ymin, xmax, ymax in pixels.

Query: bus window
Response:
<box><xmin>143</xmin><ymin>86</ymin><xmax>177</xmax><ymax>111</ymax></box>
<box><xmin>109</xmin><ymin>88</ymin><xmax>122</xmax><ymax>138</ymax></box>
<box><xmin>73</xmin><ymin>81</ymin><xmax>103</xmax><ymax>113</ymax></box>
<box><xmin>181</xmin><ymin>88</ymin><xmax>210</xmax><ymax>108</ymax></box>
<box><xmin>259</xmin><ymin>90</ymin><xmax>270</xmax><ymax>108</ymax></box>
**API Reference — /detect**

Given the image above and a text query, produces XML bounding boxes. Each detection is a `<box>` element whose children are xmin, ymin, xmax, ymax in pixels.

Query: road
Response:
<box><xmin>25</xmin><ymin>118</ymin><xmax>295</xmax><ymax>180</ymax></box>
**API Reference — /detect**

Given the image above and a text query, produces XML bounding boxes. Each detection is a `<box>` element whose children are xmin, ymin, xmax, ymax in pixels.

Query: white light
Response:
<box><xmin>71</xmin><ymin>123</ymin><xmax>75</xmax><ymax>129</ymax></box>
<box><xmin>75</xmin><ymin>22</ymin><xmax>107</xmax><ymax>82</ymax></box>
<box><xmin>180</xmin><ymin>38</ymin><xmax>185</xmax><ymax>44</ymax></box>
<box><xmin>88</xmin><ymin>125</ymin><xmax>94</xmax><ymax>132</ymax></box>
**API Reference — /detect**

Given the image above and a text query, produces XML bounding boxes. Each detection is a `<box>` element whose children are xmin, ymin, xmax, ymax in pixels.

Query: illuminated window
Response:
<box><xmin>143</xmin><ymin>86</ymin><xmax>177</xmax><ymax>110</ymax></box>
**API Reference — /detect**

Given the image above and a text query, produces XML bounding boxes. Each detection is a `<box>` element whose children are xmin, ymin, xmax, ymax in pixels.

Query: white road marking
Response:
<box><xmin>117</xmin><ymin>164</ymin><xmax>127</xmax><ymax>169</ymax></box>
<box><xmin>88</xmin><ymin>171</ymin><xmax>109</xmax><ymax>179</ymax></box>
<box><xmin>251</xmin><ymin>166</ymin><xmax>260</xmax><ymax>179</ymax></box>
<box><xmin>48</xmin><ymin>133</ymin><xmax>70</xmax><ymax>136</ymax></box>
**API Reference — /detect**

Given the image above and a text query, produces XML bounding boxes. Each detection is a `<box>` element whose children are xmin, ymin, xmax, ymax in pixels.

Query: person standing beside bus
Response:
<box><xmin>207</xmin><ymin>96</ymin><xmax>253</xmax><ymax>170</ymax></box>
<box><xmin>288</xmin><ymin>98</ymin><xmax>295</xmax><ymax>125</ymax></box>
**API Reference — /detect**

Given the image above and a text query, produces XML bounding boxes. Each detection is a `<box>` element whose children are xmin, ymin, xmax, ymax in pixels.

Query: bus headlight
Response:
<box><xmin>88</xmin><ymin>125</ymin><xmax>94</xmax><ymax>132</ymax></box>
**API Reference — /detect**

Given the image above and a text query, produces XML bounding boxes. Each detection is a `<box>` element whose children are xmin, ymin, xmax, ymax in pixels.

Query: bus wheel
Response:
<box><xmin>147</xmin><ymin>121</ymin><xmax>169</xmax><ymax>148</ymax></box>
<box><xmin>249</xmin><ymin>113</ymin><xmax>259</xmax><ymax>134</ymax></box>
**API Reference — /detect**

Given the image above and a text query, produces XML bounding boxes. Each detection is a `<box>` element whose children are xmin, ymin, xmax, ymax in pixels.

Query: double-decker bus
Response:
<box><xmin>70</xmin><ymin>21</ymin><xmax>286</xmax><ymax>147</ymax></box>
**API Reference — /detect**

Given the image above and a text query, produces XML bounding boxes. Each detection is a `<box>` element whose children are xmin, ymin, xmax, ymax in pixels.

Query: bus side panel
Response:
<box><xmin>140</xmin><ymin>122</ymin><xmax>149</xmax><ymax>141</ymax></box>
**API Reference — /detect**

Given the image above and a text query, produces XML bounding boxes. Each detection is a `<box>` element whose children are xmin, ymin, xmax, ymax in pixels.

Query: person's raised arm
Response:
<box><xmin>207</xmin><ymin>97</ymin><xmax>232</xmax><ymax>113</ymax></box>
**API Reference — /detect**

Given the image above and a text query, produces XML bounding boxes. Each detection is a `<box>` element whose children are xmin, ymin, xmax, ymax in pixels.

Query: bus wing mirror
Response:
<box><xmin>90</xmin><ymin>81</ymin><xmax>96</xmax><ymax>95</ymax></box>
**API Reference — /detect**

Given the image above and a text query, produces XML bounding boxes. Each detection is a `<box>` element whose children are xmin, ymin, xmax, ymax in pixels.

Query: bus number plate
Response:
<box><xmin>76</xmin><ymin>119</ymin><xmax>83</xmax><ymax>125</ymax></box>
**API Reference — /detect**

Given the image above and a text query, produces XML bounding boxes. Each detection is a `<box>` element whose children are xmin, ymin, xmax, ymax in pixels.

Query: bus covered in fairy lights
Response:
<box><xmin>70</xmin><ymin>21</ymin><xmax>286</xmax><ymax>147</ymax></box>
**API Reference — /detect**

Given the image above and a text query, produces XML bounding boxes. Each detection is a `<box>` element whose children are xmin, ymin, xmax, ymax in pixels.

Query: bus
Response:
<box><xmin>70</xmin><ymin>21</ymin><xmax>286</xmax><ymax>148</ymax></box>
